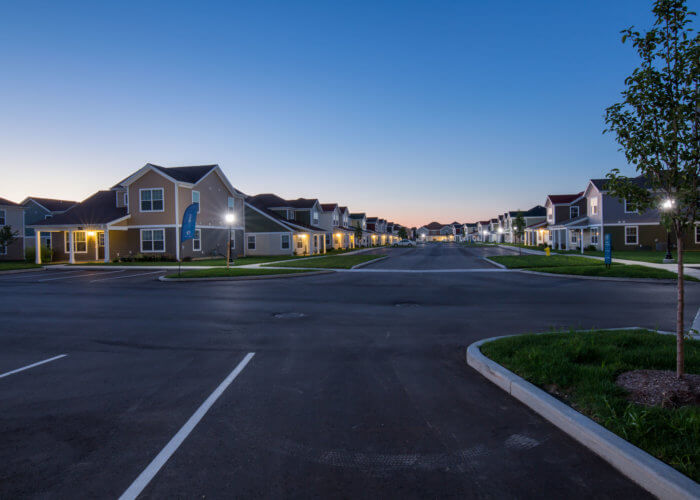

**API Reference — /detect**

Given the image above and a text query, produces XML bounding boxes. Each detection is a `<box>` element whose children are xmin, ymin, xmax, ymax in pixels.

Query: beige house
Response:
<box><xmin>0</xmin><ymin>197</ymin><xmax>25</xmax><ymax>260</ymax></box>
<box><xmin>29</xmin><ymin>163</ymin><xmax>246</xmax><ymax>263</ymax></box>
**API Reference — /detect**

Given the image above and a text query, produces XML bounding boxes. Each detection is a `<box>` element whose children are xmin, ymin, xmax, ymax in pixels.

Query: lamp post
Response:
<box><xmin>497</xmin><ymin>226</ymin><xmax>503</xmax><ymax>244</ymax></box>
<box><xmin>661</xmin><ymin>198</ymin><xmax>675</xmax><ymax>263</ymax></box>
<box><xmin>225</xmin><ymin>212</ymin><xmax>234</xmax><ymax>269</ymax></box>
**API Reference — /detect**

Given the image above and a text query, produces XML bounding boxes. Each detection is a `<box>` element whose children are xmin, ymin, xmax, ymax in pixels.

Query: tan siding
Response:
<box><xmin>127</xmin><ymin>170</ymin><xmax>176</xmax><ymax>226</ymax></box>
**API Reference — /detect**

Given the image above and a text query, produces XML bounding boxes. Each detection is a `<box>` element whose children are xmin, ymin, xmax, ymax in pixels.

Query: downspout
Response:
<box><xmin>174</xmin><ymin>183</ymin><xmax>180</xmax><ymax>261</ymax></box>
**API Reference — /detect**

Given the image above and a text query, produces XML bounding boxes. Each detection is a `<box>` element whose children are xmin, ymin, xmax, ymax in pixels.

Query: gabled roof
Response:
<box><xmin>366</xmin><ymin>217</ymin><xmax>379</xmax><ymax>223</ymax></box>
<box><xmin>338</xmin><ymin>206</ymin><xmax>349</xmax><ymax>213</ymax></box>
<box><xmin>29</xmin><ymin>191</ymin><xmax>128</xmax><ymax>227</ymax></box>
<box><xmin>320</xmin><ymin>203</ymin><xmax>338</xmax><ymax>212</ymax></box>
<box><xmin>524</xmin><ymin>205</ymin><xmax>546</xmax><ymax>217</ymax></box>
<box><xmin>150</xmin><ymin>164</ymin><xmax>218</xmax><ymax>184</ymax></box>
<box><xmin>287</xmin><ymin>198</ymin><xmax>318</xmax><ymax>209</ymax></box>
<box><xmin>0</xmin><ymin>197</ymin><xmax>20</xmax><ymax>207</ymax></box>
<box><xmin>22</xmin><ymin>197</ymin><xmax>77</xmax><ymax>212</ymax></box>
<box><xmin>349</xmin><ymin>213</ymin><xmax>366</xmax><ymax>219</ymax></box>
<box><xmin>424</xmin><ymin>221</ymin><xmax>444</xmax><ymax>230</ymax></box>
<box><xmin>526</xmin><ymin>221</ymin><xmax>548</xmax><ymax>229</ymax></box>
<box><xmin>247</xmin><ymin>193</ymin><xmax>291</xmax><ymax>209</ymax></box>
<box><xmin>589</xmin><ymin>175</ymin><xmax>652</xmax><ymax>192</ymax></box>
<box><xmin>547</xmin><ymin>192</ymin><xmax>583</xmax><ymax>204</ymax></box>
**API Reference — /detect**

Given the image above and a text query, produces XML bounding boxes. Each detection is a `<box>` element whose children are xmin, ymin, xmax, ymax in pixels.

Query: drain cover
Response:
<box><xmin>273</xmin><ymin>312</ymin><xmax>306</xmax><ymax>319</ymax></box>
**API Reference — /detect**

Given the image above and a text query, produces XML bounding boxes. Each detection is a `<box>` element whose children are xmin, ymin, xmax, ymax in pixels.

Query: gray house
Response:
<box><xmin>21</xmin><ymin>197</ymin><xmax>77</xmax><ymax>253</ymax></box>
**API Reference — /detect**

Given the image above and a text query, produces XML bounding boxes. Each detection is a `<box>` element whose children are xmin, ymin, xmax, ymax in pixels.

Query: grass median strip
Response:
<box><xmin>479</xmin><ymin>330</ymin><xmax>699</xmax><ymax>481</ymax></box>
<box><xmin>163</xmin><ymin>268</ymin><xmax>314</xmax><ymax>279</ymax></box>
<box><xmin>265</xmin><ymin>254</ymin><xmax>385</xmax><ymax>269</ymax></box>
<box><xmin>0</xmin><ymin>262</ymin><xmax>42</xmax><ymax>272</ymax></box>
<box><xmin>489</xmin><ymin>254</ymin><xmax>698</xmax><ymax>281</ymax></box>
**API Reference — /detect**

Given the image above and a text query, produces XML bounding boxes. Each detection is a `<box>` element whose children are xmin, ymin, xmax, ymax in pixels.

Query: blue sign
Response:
<box><xmin>180</xmin><ymin>203</ymin><xmax>199</xmax><ymax>243</ymax></box>
<box><xmin>604</xmin><ymin>233</ymin><xmax>612</xmax><ymax>266</ymax></box>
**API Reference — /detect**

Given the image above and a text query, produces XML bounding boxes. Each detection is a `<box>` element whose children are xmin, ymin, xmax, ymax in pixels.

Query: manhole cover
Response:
<box><xmin>273</xmin><ymin>312</ymin><xmax>306</xmax><ymax>319</ymax></box>
<box><xmin>394</xmin><ymin>302</ymin><xmax>420</xmax><ymax>308</ymax></box>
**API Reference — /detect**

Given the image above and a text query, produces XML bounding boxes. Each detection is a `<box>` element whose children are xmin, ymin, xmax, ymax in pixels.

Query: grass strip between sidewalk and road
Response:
<box><xmin>489</xmin><ymin>254</ymin><xmax>698</xmax><ymax>281</ymax></box>
<box><xmin>0</xmin><ymin>262</ymin><xmax>42</xmax><ymax>272</ymax></box>
<box><xmin>163</xmin><ymin>268</ymin><xmax>313</xmax><ymax>279</ymax></box>
<box><xmin>480</xmin><ymin>329</ymin><xmax>699</xmax><ymax>481</ymax></box>
<box><xmin>264</xmin><ymin>254</ymin><xmax>385</xmax><ymax>269</ymax></box>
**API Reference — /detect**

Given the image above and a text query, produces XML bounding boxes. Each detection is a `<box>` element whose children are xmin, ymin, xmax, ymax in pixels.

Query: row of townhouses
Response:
<box><xmin>0</xmin><ymin>163</ymin><xmax>408</xmax><ymax>263</ymax></box>
<box><xmin>472</xmin><ymin>175</ymin><xmax>700</xmax><ymax>252</ymax></box>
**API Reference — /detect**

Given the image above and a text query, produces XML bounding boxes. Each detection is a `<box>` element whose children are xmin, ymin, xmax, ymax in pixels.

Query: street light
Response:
<box><xmin>225</xmin><ymin>212</ymin><xmax>235</xmax><ymax>269</ymax></box>
<box><xmin>661</xmin><ymin>198</ymin><xmax>675</xmax><ymax>262</ymax></box>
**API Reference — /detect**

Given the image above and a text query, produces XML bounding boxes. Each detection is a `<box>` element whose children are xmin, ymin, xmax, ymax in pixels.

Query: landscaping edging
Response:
<box><xmin>158</xmin><ymin>270</ymin><xmax>334</xmax><ymax>282</ymax></box>
<box><xmin>351</xmin><ymin>256</ymin><xmax>389</xmax><ymax>269</ymax></box>
<box><xmin>466</xmin><ymin>335</ymin><xmax>700</xmax><ymax>500</ymax></box>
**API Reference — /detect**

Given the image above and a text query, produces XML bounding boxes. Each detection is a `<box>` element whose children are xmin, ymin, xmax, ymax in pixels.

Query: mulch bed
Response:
<box><xmin>616</xmin><ymin>369</ymin><xmax>700</xmax><ymax>408</ymax></box>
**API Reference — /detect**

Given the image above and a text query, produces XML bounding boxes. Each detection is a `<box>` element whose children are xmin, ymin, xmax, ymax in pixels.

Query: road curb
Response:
<box><xmin>516</xmin><ymin>269</ymin><xmax>684</xmax><ymax>284</ymax></box>
<box><xmin>158</xmin><ymin>270</ymin><xmax>335</xmax><ymax>282</ymax></box>
<box><xmin>466</xmin><ymin>334</ymin><xmax>700</xmax><ymax>500</ymax></box>
<box><xmin>482</xmin><ymin>257</ymin><xmax>506</xmax><ymax>269</ymax></box>
<box><xmin>351</xmin><ymin>256</ymin><xmax>389</xmax><ymax>269</ymax></box>
<box><xmin>0</xmin><ymin>266</ymin><xmax>48</xmax><ymax>275</ymax></box>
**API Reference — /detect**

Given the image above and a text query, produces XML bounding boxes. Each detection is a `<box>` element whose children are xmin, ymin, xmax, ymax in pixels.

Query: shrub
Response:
<box><xmin>25</xmin><ymin>246</ymin><xmax>53</xmax><ymax>263</ymax></box>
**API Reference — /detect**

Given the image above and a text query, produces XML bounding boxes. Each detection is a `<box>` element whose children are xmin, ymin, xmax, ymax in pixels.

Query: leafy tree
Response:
<box><xmin>0</xmin><ymin>225</ymin><xmax>18</xmax><ymax>254</ymax></box>
<box><xmin>513</xmin><ymin>211</ymin><xmax>526</xmax><ymax>244</ymax></box>
<box><xmin>398</xmin><ymin>227</ymin><xmax>408</xmax><ymax>239</ymax></box>
<box><xmin>354</xmin><ymin>225</ymin><xmax>363</xmax><ymax>247</ymax></box>
<box><xmin>604</xmin><ymin>0</ymin><xmax>699</xmax><ymax>377</ymax></box>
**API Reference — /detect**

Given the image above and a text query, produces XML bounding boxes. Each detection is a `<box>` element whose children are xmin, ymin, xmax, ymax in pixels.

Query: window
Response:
<box><xmin>695</xmin><ymin>225</ymin><xmax>700</xmax><ymax>244</ymax></box>
<box><xmin>192</xmin><ymin>191</ymin><xmax>200</xmax><ymax>213</ymax></box>
<box><xmin>43</xmin><ymin>233</ymin><xmax>52</xmax><ymax>250</ymax></box>
<box><xmin>0</xmin><ymin>243</ymin><xmax>5</xmax><ymax>255</ymax></box>
<box><xmin>124</xmin><ymin>192</ymin><xmax>129</xmax><ymax>209</ymax></box>
<box><xmin>312</xmin><ymin>209</ymin><xmax>319</xmax><ymax>225</ymax></box>
<box><xmin>297</xmin><ymin>238</ymin><xmax>303</xmax><ymax>249</ymax></box>
<box><xmin>193</xmin><ymin>229</ymin><xmax>201</xmax><ymax>251</ymax></box>
<box><xmin>98</xmin><ymin>232</ymin><xmax>104</xmax><ymax>247</ymax></box>
<box><xmin>287</xmin><ymin>209</ymin><xmax>295</xmax><ymax>220</ymax></box>
<box><xmin>140</xmin><ymin>188</ymin><xmax>164</xmax><ymax>212</ymax></box>
<box><xmin>141</xmin><ymin>229</ymin><xmax>165</xmax><ymax>252</ymax></box>
<box><xmin>227</xmin><ymin>197</ymin><xmax>235</xmax><ymax>211</ymax></box>
<box><xmin>64</xmin><ymin>231</ymin><xmax>87</xmax><ymax>253</ymax></box>
<box><xmin>0</xmin><ymin>209</ymin><xmax>5</xmax><ymax>225</ymax></box>
<box><xmin>625</xmin><ymin>226</ymin><xmax>638</xmax><ymax>245</ymax></box>
<box><xmin>590</xmin><ymin>197</ymin><xmax>598</xmax><ymax>215</ymax></box>
<box><xmin>624</xmin><ymin>199</ymin><xmax>637</xmax><ymax>213</ymax></box>
<box><xmin>333</xmin><ymin>213</ymin><xmax>339</xmax><ymax>226</ymax></box>
<box><xmin>247</xmin><ymin>235</ymin><xmax>256</xmax><ymax>250</ymax></box>
<box><xmin>281</xmin><ymin>234</ymin><xmax>290</xmax><ymax>249</ymax></box>
<box><xmin>547</xmin><ymin>206</ymin><xmax>553</xmax><ymax>222</ymax></box>
<box><xmin>591</xmin><ymin>228</ymin><xmax>600</xmax><ymax>245</ymax></box>
<box><xmin>570</xmin><ymin>206</ymin><xmax>579</xmax><ymax>219</ymax></box>
<box><xmin>230</xmin><ymin>232</ymin><xmax>235</xmax><ymax>249</ymax></box>
<box><xmin>570</xmin><ymin>231</ymin><xmax>578</xmax><ymax>243</ymax></box>
<box><xmin>327</xmin><ymin>233</ymin><xmax>332</xmax><ymax>246</ymax></box>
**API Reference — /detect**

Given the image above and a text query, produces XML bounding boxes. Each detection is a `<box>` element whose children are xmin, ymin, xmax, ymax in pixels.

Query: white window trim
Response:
<box><xmin>140</xmin><ymin>228</ymin><xmax>166</xmax><ymax>253</ymax></box>
<box><xmin>247</xmin><ymin>235</ymin><xmax>256</xmax><ymax>250</ymax></box>
<box><xmin>624</xmin><ymin>199</ymin><xmax>638</xmax><ymax>214</ymax></box>
<box><xmin>64</xmin><ymin>231</ymin><xmax>88</xmax><ymax>253</ymax></box>
<box><xmin>0</xmin><ymin>209</ymin><xmax>5</xmax><ymax>226</ymax></box>
<box><xmin>98</xmin><ymin>232</ymin><xmax>104</xmax><ymax>247</ymax></box>
<box><xmin>0</xmin><ymin>243</ymin><xmax>6</xmax><ymax>255</ymax></box>
<box><xmin>139</xmin><ymin>188</ymin><xmax>165</xmax><ymax>213</ymax></box>
<box><xmin>624</xmin><ymin>225</ymin><xmax>639</xmax><ymax>245</ymax></box>
<box><xmin>192</xmin><ymin>190</ymin><xmax>200</xmax><ymax>213</ymax></box>
<box><xmin>695</xmin><ymin>225</ymin><xmax>700</xmax><ymax>244</ymax></box>
<box><xmin>570</xmin><ymin>206</ymin><xmax>579</xmax><ymax>219</ymax></box>
<box><xmin>193</xmin><ymin>229</ymin><xmax>201</xmax><ymax>251</ymax></box>
<box><xmin>281</xmin><ymin>234</ymin><xmax>290</xmax><ymax>250</ymax></box>
<box><xmin>590</xmin><ymin>198</ymin><xmax>598</xmax><ymax>215</ymax></box>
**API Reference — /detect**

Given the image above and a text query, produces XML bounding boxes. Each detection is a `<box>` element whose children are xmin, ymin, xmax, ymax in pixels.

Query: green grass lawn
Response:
<box><xmin>490</xmin><ymin>255</ymin><xmax>602</xmax><ymax>268</ymax></box>
<box><xmin>164</xmin><ymin>268</ymin><xmax>314</xmax><ymax>279</ymax></box>
<box><xmin>264</xmin><ymin>254</ymin><xmax>385</xmax><ymax>269</ymax></box>
<box><xmin>499</xmin><ymin>243</ymin><xmax>549</xmax><ymax>252</ymax></box>
<box><xmin>480</xmin><ymin>330</ymin><xmax>699</xmax><ymax>481</ymax></box>
<box><xmin>72</xmin><ymin>255</ymin><xmax>309</xmax><ymax>267</ymax></box>
<box><xmin>0</xmin><ymin>262</ymin><xmax>42</xmax><ymax>271</ymax></box>
<box><xmin>557</xmin><ymin>249</ymin><xmax>700</xmax><ymax>264</ymax></box>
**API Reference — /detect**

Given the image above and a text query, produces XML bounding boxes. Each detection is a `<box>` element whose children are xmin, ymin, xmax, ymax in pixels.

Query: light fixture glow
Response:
<box><xmin>225</xmin><ymin>213</ymin><xmax>235</xmax><ymax>224</ymax></box>
<box><xmin>661</xmin><ymin>198</ymin><xmax>675</xmax><ymax>210</ymax></box>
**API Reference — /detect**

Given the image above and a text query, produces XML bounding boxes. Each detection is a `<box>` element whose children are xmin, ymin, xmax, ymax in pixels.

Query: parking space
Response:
<box><xmin>0</xmin><ymin>268</ymin><xmax>168</xmax><ymax>286</ymax></box>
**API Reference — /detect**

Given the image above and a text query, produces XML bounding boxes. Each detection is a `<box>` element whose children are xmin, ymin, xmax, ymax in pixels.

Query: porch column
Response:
<box><xmin>323</xmin><ymin>235</ymin><xmax>326</xmax><ymax>254</ymax></box>
<box><xmin>35</xmin><ymin>230</ymin><xmax>42</xmax><ymax>264</ymax></box>
<box><xmin>104</xmin><ymin>229</ymin><xmax>110</xmax><ymax>263</ymax></box>
<box><xmin>94</xmin><ymin>232</ymin><xmax>99</xmax><ymax>261</ymax></box>
<box><xmin>68</xmin><ymin>230</ymin><xmax>75</xmax><ymax>264</ymax></box>
<box><xmin>581</xmin><ymin>229</ymin><xmax>585</xmax><ymax>254</ymax></box>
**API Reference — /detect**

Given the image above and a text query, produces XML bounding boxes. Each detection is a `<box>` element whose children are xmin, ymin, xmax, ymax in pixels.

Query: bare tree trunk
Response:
<box><xmin>676</xmin><ymin>234</ymin><xmax>685</xmax><ymax>379</ymax></box>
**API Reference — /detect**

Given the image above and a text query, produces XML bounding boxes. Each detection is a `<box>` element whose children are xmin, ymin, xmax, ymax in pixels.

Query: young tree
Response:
<box><xmin>354</xmin><ymin>225</ymin><xmax>364</xmax><ymax>247</ymax></box>
<box><xmin>604</xmin><ymin>0</ymin><xmax>699</xmax><ymax>378</ymax></box>
<box><xmin>398</xmin><ymin>227</ymin><xmax>408</xmax><ymax>240</ymax></box>
<box><xmin>514</xmin><ymin>211</ymin><xmax>526</xmax><ymax>244</ymax></box>
<box><xmin>0</xmin><ymin>225</ymin><xmax>18</xmax><ymax>254</ymax></box>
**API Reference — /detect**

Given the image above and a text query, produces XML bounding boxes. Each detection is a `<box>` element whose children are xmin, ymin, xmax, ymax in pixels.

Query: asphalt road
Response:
<box><xmin>2</xmin><ymin>243</ymin><xmax>696</xmax><ymax>499</ymax></box>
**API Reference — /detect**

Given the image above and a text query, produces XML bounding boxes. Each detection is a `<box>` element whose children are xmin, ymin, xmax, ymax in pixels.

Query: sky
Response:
<box><xmin>1</xmin><ymin>0</ymin><xmax>697</xmax><ymax>227</ymax></box>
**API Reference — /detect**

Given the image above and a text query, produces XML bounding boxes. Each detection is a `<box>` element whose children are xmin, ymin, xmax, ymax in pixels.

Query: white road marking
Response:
<box><xmin>0</xmin><ymin>354</ymin><xmax>67</xmax><ymax>379</ymax></box>
<box><xmin>90</xmin><ymin>270</ymin><xmax>164</xmax><ymax>282</ymax></box>
<box><xmin>119</xmin><ymin>352</ymin><xmax>255</xmax><ymax>500</ymax></box>
<box><xmin>37</xmin><ymin>270</ymin><xmax>123</xmax><ymax>282</ymax></box>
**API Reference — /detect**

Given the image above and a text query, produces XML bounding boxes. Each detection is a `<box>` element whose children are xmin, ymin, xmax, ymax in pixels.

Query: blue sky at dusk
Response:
<box><xmin>2</xmin><ymin>1</ymin><xmax>697</xmax><ymax>226</ymax></box>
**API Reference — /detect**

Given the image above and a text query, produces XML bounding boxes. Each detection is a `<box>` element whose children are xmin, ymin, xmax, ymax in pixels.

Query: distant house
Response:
<box><xmin>21</xmin><ymin>197</ymin><xmax>77</xmax><ymax>252</ymax></box>
<box><xmin>417</xmin><ymin>222</ymin><xmax>455</xmax><ymax>242</ymax></box>
<box><xmin>504</xmin><ymin>206</ymin><xmax>546</xmax><ymax>244</ymax></box>
<box><xmin>319</xmin><ymin>203</ymin><xmax>355</xmax><ymax>250</ymax></box>
<box><xmin>29</xmin><ymin>163</ymin><xmax>246</xmax><ymax>263</ymax></box>
<box><xmin>0</xmin><ymin>197</ymin><xmax>26</xmax><ymax>260</ymax></box>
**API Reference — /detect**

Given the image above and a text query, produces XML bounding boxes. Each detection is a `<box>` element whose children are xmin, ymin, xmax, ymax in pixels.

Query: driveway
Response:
<box><xmin>1</xmin><ymin>250</ymin><xmax>695</xmax><ymax>498</ymax></box>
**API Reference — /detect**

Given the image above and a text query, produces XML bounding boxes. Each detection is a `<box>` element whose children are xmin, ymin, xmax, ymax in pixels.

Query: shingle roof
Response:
<box><xmin>349</xmin><ymin>213</ymin><xmax>365</xmax><ymax>219</ymax></box>
<box><xmin>590</xmin><ymin>175</ymin><xmax>651</xmax><ymax>192</ymax></box>
<box><xmin>339</xmin><ymin>206</ymin><xmax>349</xmax><ymax>213</ymax></box>
<box><xmin>29</xmin><ymin>191</ymin><xmax>127</xmax><ymax>227</ymax></box>
<box><xmin>246</xmin><ymin>193</ymin><xmax>291</xmax><ymax>209</ymax></box>
<box><xmin>24</xmin><ymin>197</ymin><xmax>77</xmax><ymax>212</ymax></box>
<box><xmin>150</xmin><ymin>164</ymin><xmax>218</xmax><ymax>184</ymax></box>
<box><xmin>320</xmin><ymin>203</ymin><xmax>338</xmax><ymax>212</ymax></box>
<box><xmin>548</xmin><ymin>192</ymin><xmax>583</xmax><ymax>204</ymax></box>
<box><xmin>424</xmin><ymin>222</ymin><xmax>444</xmax><ymax>230</ymax></box>
<box><xmin>524</xmin><ymin>205</ymin><xmax>546</xmax><ymax>217</ymax></box>
<box><xmin>286</xmin><ymin>198</ymin><xmax>318</xmax><ymax>209</ymax></box>
<box><xmin>0</xmin><ymin>197</ymin><xmax>20</xmax><ymax>206</ymax></box>
<box><xmin>366</xmin><ymin>217</ymin><xmax>378</xmax><ymax>223</ymax></box>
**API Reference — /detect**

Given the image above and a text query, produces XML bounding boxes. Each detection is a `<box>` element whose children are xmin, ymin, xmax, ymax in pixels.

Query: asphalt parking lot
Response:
<box><xmin>1</xmin><ymin>243</ymin><xmax>695</xmax><ymax>498</ymax></box>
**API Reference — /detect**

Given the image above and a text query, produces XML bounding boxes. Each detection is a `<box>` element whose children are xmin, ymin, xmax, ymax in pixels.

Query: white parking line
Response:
<box><xmin>119</xmin><ymin>352</ymin><xmax>255</xmax><ymax>500</ymax></box>
<box><xmin>90</xmin><ymin>270</ymin><xmax>165</xmax><ymax>282</ymax></box>
<box><xmin>37</xmin><ymin>270</ymin><xmax>124</xmax><ymax>282</ymax></box>
<box><xmin>0</xmin><ymin>354</ymin><xmax>67</xmax><ymax>379</ymax></box>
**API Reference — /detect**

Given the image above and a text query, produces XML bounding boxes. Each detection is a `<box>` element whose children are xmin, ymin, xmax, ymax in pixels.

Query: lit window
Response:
<box><xmin>98</xmin><ymin>232</ymin><xmax>104</xmax><ymax>247</ymax></box>
<box><xmin>141</xmin><ymin>229</ymin><xmax>165</xmax><ymax>252</ymax></box>
<box><xmin>140</xmin><ymin>188</ymin><xmax>164</xmax><ymax>212</ymax></box>
<box><xmin>193</xmin><ymin>229</ymin><xmax>201</xmax><ymax>251</ymax></box>
<box><xmin>590</xmin><ymin>197</ymin><xmax>598</xmax><ymax>215</ymax></box>
<box><xmin>625</xmin><ymin>226</ymin><xmax>638</xmax><ymax>245</ymax></box>
<box><xmin>591</xmin><ymin>229</ymin><xmax>599</xmax><ymax>244</ymax></box>
<box><xmin>64</xmin><ymin>231</ymin><xmax>87</xmax><ymax>253</ymax></box>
